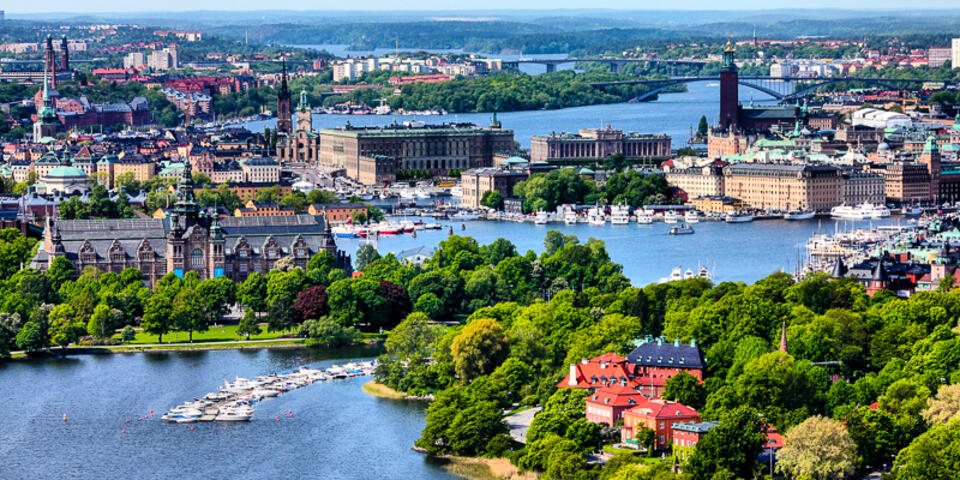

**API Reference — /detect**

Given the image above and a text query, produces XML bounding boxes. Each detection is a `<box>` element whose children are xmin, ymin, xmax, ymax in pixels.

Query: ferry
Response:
<box><xmin>669</xmin><ymin>223</ymin><xmax>695</xmax><ymax>235</ymax></box>
<box><xmin>725</xmin><ymin>212</ymin><xmax>754</xmax><ymax>223</ymax></box>
<box><xmin>635</xmin><ymin>208</ymin><xmax>653</xmax><ymax>224</ymax></box>
<box><xmin>831</xmin><ymin>202</ymin><xmax>890</xmax><ymax>220</ymax></box>
<box><xmin>663</xmin><ymin>211</ymin><xmax>680</xmax><ymax>224</ymax></box>
<box><xmin>587</xmin><ymin>207</ymin><xmax>606</xmax><ymax>226</ymax></box>
<box><xmin>610</xmin><ymin>204</ymin><xmax>631</xmax><ymax>225</ymax></box>
<box><xmin>784</xmin><ymin>210</ymin><xmax>816</xmax><ymax>221</ymax></box>
<box><xmin>684</xmin><ymin>210</ymin><xmax>701</xmax><ymax>224</ymax></box>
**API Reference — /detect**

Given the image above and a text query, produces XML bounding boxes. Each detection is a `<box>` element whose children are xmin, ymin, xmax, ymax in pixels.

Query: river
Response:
<box><xmin>0</xmin><ymin>348</ymin><xmax>455</xmax><ymax>480</ymax></box>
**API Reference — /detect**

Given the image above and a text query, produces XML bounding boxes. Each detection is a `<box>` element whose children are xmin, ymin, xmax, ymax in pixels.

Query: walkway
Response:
<box><xmin>504</xmin><ymin>406</ymin><xmax>542</xmax><ymax>444</ymax></box>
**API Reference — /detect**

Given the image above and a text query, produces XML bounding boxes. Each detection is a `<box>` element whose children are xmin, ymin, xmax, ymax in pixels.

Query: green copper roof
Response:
<box><xmin>47</xmin><ymin>166</ymin><xmax>87</xmax><ymax>178</ymax></box>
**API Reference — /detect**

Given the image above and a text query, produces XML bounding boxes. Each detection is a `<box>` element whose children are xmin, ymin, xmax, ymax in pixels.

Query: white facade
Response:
<box><xmin>851</xmin><ymin>108</ymin><xmax>912</xmax><ymax>130</ymax></box>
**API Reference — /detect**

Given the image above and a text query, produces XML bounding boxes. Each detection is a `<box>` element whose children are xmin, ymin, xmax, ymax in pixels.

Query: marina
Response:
<box><xmin>161</xmin><ymin>361</ymin><xmax>376</xmax><ymax>424</ymax></box>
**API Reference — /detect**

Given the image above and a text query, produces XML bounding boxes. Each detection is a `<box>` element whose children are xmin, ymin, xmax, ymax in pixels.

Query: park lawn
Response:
<box><xmin>115</xmin><ymin>323</ymin><xmax>291</xmax><ymax>344</ymax></box>
<box><xmin>105</xmin><ymin>339</ymin><xmax>306</xmax><ymax>351</ymax></box>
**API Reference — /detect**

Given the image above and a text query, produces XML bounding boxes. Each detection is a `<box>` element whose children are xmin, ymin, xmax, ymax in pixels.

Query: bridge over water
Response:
<box><xmin>589</xmin><ymin>76</ymin><xmax>944</xmax><ymax>102</ymax></box>
<box><xmin>502</xmin><ymin>57</ymin><xmax>709</xmax><ymax>73</ymax></box>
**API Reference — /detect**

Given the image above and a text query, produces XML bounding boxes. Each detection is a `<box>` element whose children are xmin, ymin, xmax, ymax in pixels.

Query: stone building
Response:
<box><xmin>460</xmin><ymin>166</ymin><xmax>529</xmax><ymax>208</ymax></box>
<box><xmin>722</xmin><ymin>163</ymin><xmax>843</xmax><ymax>211</ymax></box>
<box><xmin>530</xmin><ymin>126</ymin><xmax>670</xmax><ymax>164</ymax></box>
<box><xmin>841</xmin><ymin>171</ymin><xmax>886</xmax><ymax>206</ymax></box>
<box><xmin>318</xmin><ymin>120</ymin><xmax>514</xmax><ymax>183</ymax></box>
<box><xmin>30</xmin><ymin>165</ymin><xmax>350</xmax><ymax>286</ymax></box>
<box><xmin>664</xmin><ymin>163</ymin><xmax>726</xmax><ymax>199</ymax></box>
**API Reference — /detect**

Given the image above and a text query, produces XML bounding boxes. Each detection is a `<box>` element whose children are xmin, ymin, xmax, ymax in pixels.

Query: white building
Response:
<box><xmin>851</xmin><ymin>108</ymin><xmax>912</xmax><ymax>130</ymax></box>
<box><xmin>123</xmin><ymin>52</ymin><xmax>145</xmax><ymax>69</ymax></box>
<box><xmin>953</xmin><ymin>38</ymin><xmax>960</xmax><ymax>69</ymax></box>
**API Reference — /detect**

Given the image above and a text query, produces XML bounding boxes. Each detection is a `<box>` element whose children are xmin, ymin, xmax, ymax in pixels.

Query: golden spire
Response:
<box><xmin>725</xmin><ymin>39</ymin><xmax>734</xmax><ymax>53</ymax></box>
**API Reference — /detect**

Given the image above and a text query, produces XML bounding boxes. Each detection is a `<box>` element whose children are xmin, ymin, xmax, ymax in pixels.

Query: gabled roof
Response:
<box><xmin>558</xmin><ymin>357</ymin><xmax>637</xmax><ymax>389</ymax></box>
<box><xmin>586</xmin><ymin>385</ymin><xmax>646</xmax><ymax>408</ymax></box>
<box><xmin>623</xmin><ymin>398</ymin><xmax>699</xmax><ymax>420</ymax></box>
<box><xmin>626</xmin><ymin>336</ymin><xmax>705</xmax><ymax>369</ymax></box>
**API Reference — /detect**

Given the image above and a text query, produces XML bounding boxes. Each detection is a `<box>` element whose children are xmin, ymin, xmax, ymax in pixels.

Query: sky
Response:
<box><xmin>6</xmin><ymin>2</ymin><xmax>960</xmax><ymax>14</ymax></box>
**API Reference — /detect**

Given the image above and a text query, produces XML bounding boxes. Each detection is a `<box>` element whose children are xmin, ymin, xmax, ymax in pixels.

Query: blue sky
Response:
<box><xmin>7</xmin><ymin>2</ymin><xmax>960</xmax><ymax>13</ymax></box>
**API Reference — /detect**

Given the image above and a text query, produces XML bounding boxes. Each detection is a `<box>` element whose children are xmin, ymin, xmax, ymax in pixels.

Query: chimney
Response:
<box><xmin>568</xmin><ymin>364</ymin><xmax>578</xmax><ymax>387</ymax></box>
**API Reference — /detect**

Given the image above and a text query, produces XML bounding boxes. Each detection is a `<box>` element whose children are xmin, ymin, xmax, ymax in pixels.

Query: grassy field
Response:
<box><xmin>114</xmin><ymin>324</ymin><xmax>291</xmax><ymax>344</ymax></box>
<box><xmin>439</xmin><ymin>457</ymin><xmax>538</xmax><ymax>480</ymax></box>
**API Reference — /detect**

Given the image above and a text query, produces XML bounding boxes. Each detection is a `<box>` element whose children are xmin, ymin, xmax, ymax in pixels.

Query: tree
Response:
<box><xmin>923</xmin><ymin>383</ymin><xmax>960</xmax><ymax>425</ymax></box>
<box><xmin>893</xmin><ymin>417</ymin><xmax>960</xmax><ymax>480</ymax></box>
<box><xmin>480</xmin><ymin>189</ymin><xmax>504</xmax><ymax>210</ymax></box>
<box><xmin>938</xmin><ymin>274</ymin><xmax>956</xmax><ymax>292</ymax></box>
<box><xmin>196</xmin><ymin>277</ymin><xmax>237</xmax><ymax>327</ymax></box>
<box><xmin>603</xmin><ymin>152</ymin><xmax>629</xmax><ymax>172</ymax></box>
<box><xmin>450</xmin><ymin>318</ymin><xmax>509</xmax><ymax>382</ymax></box>
<box><xmin>121</xmin><ymin>325</ymin><xmax>136</xmax><ymax>342</ymax></box>
<box><xmin>240</xmin><ymin>272</ymin><xmax>267</xmax><ymax>315</ymax></box>
<box><xmin>141</xmin><ymin>294</ymin><xmax>173</xmax><ymax>344</ymax></box>
<box><xmin>300</xmin><ymin>316</ymin><xmax>362</xmax><ymax>347</ymax></box>
<box><xmin>777</xmin><ymin>415</ymin><xmax>856</xmax><ymax>480</ymax></box>
<box><xmin>663</xmin><ymin>371</ymin><xmax>707</xmax><ymax>410</ymax></box>
<box><xmin>686</xmin><ymin>406</ymin><xmax>766</xmax><ymax>480</ymax></box>
<box><xmin>48</xmin><ymin>304</ymin><xmax>84</xmax><ymax>349</ymax></box>
<box><xmin>635</xmin><ymin>425</ymin><xmax>657</xmax><ymax>456</ymax></box>
<box><xmin>293</xmin><ymin>285</ymin><xmax>328</xmax><ymax>322</ymax></box>
<box><xmin>697</xmin><ymin>115</ymin><xmax>709</xmax><ymax>135</ymax></box>
<box><xmin>46</xmin><ymin>256</ymin><xmax>75</xmax><ymax>290</ymax></box>
<box><xmin>172</xmin><ymin>288</ymin><xmax>207</xmax><ymax>342</ymax></box>
<box><xmin>15</xmin><ymin>321</ymin><xmax>46</xmax><ymax>352</ymax></box>
<box><xmin>446</xmin><ymin>400</ymin><xmax>508</xmax><ymax>456</ymax></box>
<box><xmin>237</xmin><ymin>309</ymin><xmax>262</xmax><ymax>340</ymax></box>
<box><xmin>385</xmin><ymin>312</ymin><xmax>442</xmax><ymax>359</ymax></box>
<box><xmin>846</xmin><ymin>407</ymin><xmax>902</xmax><ymax>469</ymax></box>
<box><xmin>87</xmin><ymin>304</ymin><xmax>119</xmax><ymax>340</ymax></box>
<box><xmin>355</xmin><ymin>244</ymin><xmax>381</xmax><ymax>270</ymax></box>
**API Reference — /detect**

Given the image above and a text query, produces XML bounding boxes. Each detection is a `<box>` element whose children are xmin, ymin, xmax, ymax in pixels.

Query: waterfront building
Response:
<box><xmin>871</xmin><ymin>162</ymin><xmax>932</xmax><ymax>204</ymax></box>
<box><xmin>686</xmin><ymin>195</ymin><xmax>744</xmax><ymax>214</ymax></box>
<box><xmin>318</xmin><ymin>121</ymin><xmax>514</xmax><ymax>183</ymax></box>
<box><xmin>717</xmin><ymin>41</ymin><xmax>799</xmax><ymax>133</ymax></box>
<box><xmin>620</xmin><ymin>399</ymin><xmax>700</xmax><ymax>450</ymax></box>
<box><xmin>529</xmin><ymin>126</ymin><xmax>670</xmax><ymax>164</ymax></box>
<box><xmin>461</xmin><ymin>166</ymin><xmax>529</xmax><ymax>208</ymax></box>
<box><xmin>307</xmin><ymin>203</ymin><xmax>368</xmax><ymax>223</ymax></box>
<box><xmin>30</xmin><ymin>165</ymin><xmax>350</xmax><ymax>286</ymax></box>
<box><xmin>723</xmin><ymin>163</ymin><xmax>843</xmax><ymax>211</ymax></box>
<box><xmin>276</xmin><ymin>91</ymin><xmax>320</xmax><ymax>163</ymax></box>
<box><xmin>841</xmin><ymin>171</ymin><xmax>886</xmax><ymax>206</ymax></box>
<box><xmin>664</xmin><ymin>162</ymin><xmax>726</xmax><ymax>199</ymax></box>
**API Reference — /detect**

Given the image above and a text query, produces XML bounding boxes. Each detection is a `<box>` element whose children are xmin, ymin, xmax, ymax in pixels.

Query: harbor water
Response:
<box><xmin>0</xmin><ymin>348</ymin><xmax>454</xmax><ymax>480</ymax></box>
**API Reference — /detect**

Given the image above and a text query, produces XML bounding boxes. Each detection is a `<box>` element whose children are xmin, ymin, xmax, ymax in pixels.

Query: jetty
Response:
<box><xmin>160</xmin><ymin>361</ymin><xmax>376</xmax><ymax>424</ymax></box>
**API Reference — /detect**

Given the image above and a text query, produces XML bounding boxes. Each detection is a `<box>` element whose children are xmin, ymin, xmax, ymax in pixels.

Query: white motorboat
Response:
<box><xmin>252</xmin><ymin>388</ymin><xmax>281</xmax><ymax>398</ymax></box>
<box><xmin>216</xmin><ymin>406</ymin><xmax>254</xmax><ymax>422</ymax></box>
<box><xmin>663</xmin><ymin>211</ymin><xmax>680</xmax><ymax>224</ymax></box>
<box><xmin>684</xmin><ymin>210</ymin><xmax>701</xmax><ymax>224</ymax></box>
<box><xmin>830</xmin><ymin>205</ymin><xmax>865</xmax><ymax>220</ymax></box>
<box><xmin>669</xmin><ymin>223</ymin><xmax>695</xmax><ymax>235</ymax></box>
<box><xmin>399</xmin><ymin>189</ymin><xmax>416</xmax><ymax>200</ymax></box>
<box><xmin>534</xmin><ymin>211</ymin><xmax>549</xmax><ymax>225</ymax></box>
<box><xmin>564</xmin><ymin>212</ymin><xmax>578</xmax><ymax>225</ymax></box>
<box><xmin>725</xmin><ymin>212</ymin><xmax>754</xmax><ymax>223</ymax></box>
<box><xmin>860</xmin><ymin>203</ymin><xmax>890</xmax><ymax>219</ymax></box>
<box><xmin>659</xmin><ymin>266</ymin><xmax>684</xmax><ymax>283</ymax></box>
<box><xmin>784</xmin><ymin>210</ymin><xmax>815</xmax><ymax>221</ymax></box>
<box><xmin>610</xmin><ymin>204</ymin><xmax>631</xmax><ymax>225</ymax></box>
<box><xmin>635</xmin><ymin>208</ymin><xmax>653</xmax><ymax>224</ymax></box>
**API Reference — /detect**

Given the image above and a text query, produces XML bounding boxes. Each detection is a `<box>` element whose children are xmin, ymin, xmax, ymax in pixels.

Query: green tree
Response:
<box><xmin>48</xmin><ymin>304</ymin><xmax>84</xmax><ymax>349</ymax></box>
<box><xmin>450</xmin><ymin>318</ymin><xmax>509</xmax><ymax>382</ymax></box>
<box><xmin>846</xmin><ymin>407</ymin><xmax>902</xmax><ymax>469</ymax></box>
<box><xmin>893</xmin><ymin>417</ymin><xmax>960</xmax><ymax>480</ymax></box>
<box><xmin>776</xmin><ymin>415</ymin><xmax>856</xmax><ymax>480</ymax></box>
<box><xmin>46</xmin><ymin>256</ymin><xmax>76</xmax><ymax>291</ymax></box>
<box><xmin>480</xmin><ymin>189</ymin><xmax>504</xmax><ymax>210</ymax></box>
<box><xmin>240</xmin><ymin>272</ymin><xmax>268</xmax><ymax>315</ymax></box>
<box><xmin>356</xmin><ymin>244</ymin><xmax>382</xmax><ymax>270</ymax></box>
<box><xmin>141</xmin><ymin>294</ymin><xmax>173</xmax><ymax>343</ymax></box>
<box><xmin>237</xmin><ymin>309</ymin><xmax>262</xmax><ymax>340</ymax></box>
<box><xmin>686</xmin><ymin>406</ymin><xmax>766</xmax><ymax>480</ymax></box>
<box><xmin>697</xmin><ymin>115</ymin><xmax>709</xmax><ymax>135</ymax></box>
<box><xmin>172</xmin><ymin>288</ymin><xmax>207</xmax><ymax>342</ymax></box>
<box><xmin>384</xmin><ymin>312</ymin><xmax>442</xmax><ymax>359</ymax></box>
<box><xmin>87</xmin><ymin>304</ymin><xmax>119</xmax><ymax>340</ymax></box>
<box><xmin>15</xmin><ymin>321</ymin><xmax>47</xmax><ymax>352</ymax></box>
<box><xmin>663</xmin><ymin>371</ymin><xmax>707</xmax><ymax>410</ymax></box>
<box><xmin>120</xmin><ymin>325</ymin><xmax>136</xmax><ymax>342</ymax></box>
<box><xmin>635</xmin><ymin>425</ymin><xmax>657</xmax><ymax>456</ymax></box>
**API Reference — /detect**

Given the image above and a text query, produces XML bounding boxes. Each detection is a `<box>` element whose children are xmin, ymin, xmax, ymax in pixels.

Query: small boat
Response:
<box><xmin>564</xmin><ymin>211</ymin><xmax>578</xmax><ymax>225</ymax></box>
<box><xmin>784</xmin><ymin>210</ymin><xmax>815</xmax><ymax>221</ymax></box>
<box><xmin>534</xmin><ymin>211</ymin><xmax>549</xmax><ymax>225</ymax></box>
<box><xmin>669</xmin><ymin>223</ymin><xmax>695</xmax><ymax>235</ymax></box>
<box><xmin>587</xmin><ymin>206</ymin><xmax>606</xmax><ymax>226</ymax></box>
<box><xmin>725</xmin><ymin>212</ymin><xmax>754</xmax><ymax>223</ymax></box>
<box><xmin>663</xmin><ymin>211</ymin><xmax>680</xmax><ymax>224</ymax></box>
<box><xmin>216</xmin><ymin>406</ymin><xmax>254</xmax><ymax>422</ymax></box>
<box><xmin>684</xmin><ymin>210</ymin><xmax>701</xmax><ymax>224</ymax></box>
<box><xmin>903</xmin><ymin>206</ymin><xmax>923</xmax><ymax>216</ymax></box>
<box><xmin>451</xmin><ymin>212</ymin><xmax>479</xmax><ymax>221</ymax></box>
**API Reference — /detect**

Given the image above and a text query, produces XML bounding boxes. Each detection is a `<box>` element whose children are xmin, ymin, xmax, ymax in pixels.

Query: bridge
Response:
<box><xmin>502</xmin><ymin>57</ymin><xmax>709</xmax><ymax>73</ymax></box>
<box><xmin>589</xmin><ymin>76</ymin><xmax>944</xmax><ymax>102</ymax></box>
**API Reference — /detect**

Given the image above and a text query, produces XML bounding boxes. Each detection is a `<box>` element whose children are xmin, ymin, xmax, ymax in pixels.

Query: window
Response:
<box><xmin>191</xmin><ymin>248</ymin><xmax>203</xmax><ymax>267</ymax></box>
<box><xmin>239</xmin><ymin>263</ymin><xmax>247</xmax><ymax>273</ymax></box>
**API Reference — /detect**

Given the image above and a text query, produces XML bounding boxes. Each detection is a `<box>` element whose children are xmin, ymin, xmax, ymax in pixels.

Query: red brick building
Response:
<box><xmin>585</xmin><ymin>385</ymin><xmax>647</xmax><ymax>426</ymax></box>
<box><xmin>621</xmin><ymin>398</ymin><xmax>700</xmax><ymax>450</ymax></box>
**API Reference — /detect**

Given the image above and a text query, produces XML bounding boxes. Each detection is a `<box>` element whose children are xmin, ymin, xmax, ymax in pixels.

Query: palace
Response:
<box><xmin>30</xmin><ymin>165</ymin><xmax>351</xmax><ymax>286</ymax></box>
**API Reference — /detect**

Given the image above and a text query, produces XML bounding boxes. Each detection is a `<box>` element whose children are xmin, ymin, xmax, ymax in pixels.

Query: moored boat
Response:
<box><xmin>725</xmin><ymin>212</ymin><xmax>754</xmax><ymax>223</ymax></box>
<box><xmin>784</xmin><ymin>210</ymin><xmax>816</xmax><ymax>221</ymax></box>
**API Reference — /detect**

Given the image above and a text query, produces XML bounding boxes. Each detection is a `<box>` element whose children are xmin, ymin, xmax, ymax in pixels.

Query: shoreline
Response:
<box><xmin>432</xmin><ymin>456</ymin><xmax>537</xmax><ymax>480</ymax></box>
<box><xmin>362</xmin><ymin>380</ymin><xmax>434</xmax><ymax>401</ymax></box>
<box><xmin>5</xmin><ymin>339</ymin><xmax>387</xmax><ymax>360</ymax></box>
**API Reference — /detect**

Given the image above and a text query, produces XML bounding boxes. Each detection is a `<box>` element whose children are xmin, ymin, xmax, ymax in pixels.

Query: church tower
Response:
<box><xmin>207</xmin><ymin>212</ymin><xmax>226</xmax><ymax>278</ymax></box>
<box><xmin>296</xmin><ymin>90</ymin><xmax>312</xmax><ymax>132</ymax></box>
<box><xmin>718</xmin><ymin>40</ymin><xmax>739</xmax><ymax>131</ymax></box>
<box><xmin>44</xmin><ymin>35</ymin><xmax>57</xmax><ymax>88</ymax></box>
<box><xmin>276</xmin><ymin>57</ymin><xmax>292</xmax><ymax>135</ymax></box>
<box><xmin>60</xmin><ymin>35</ymin><xmax>69</xmax><ymax>71</ymax></box>
<box><xmin>34</xmin><ymin>67</ymin><xmax>61</xmax><ymax>141</ymax></box>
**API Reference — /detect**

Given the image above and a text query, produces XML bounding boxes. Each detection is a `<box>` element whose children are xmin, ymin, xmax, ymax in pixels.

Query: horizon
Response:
<box><xmin>7</xmin><ymin>4</ymin><xmax>960</xmax><ymax>15</ymax></box>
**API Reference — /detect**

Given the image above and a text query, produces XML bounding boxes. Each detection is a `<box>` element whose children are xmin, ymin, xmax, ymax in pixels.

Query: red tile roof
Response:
<box><xmin>624</xmin><ymin>398</ymin><xmax>699</xmax><ymax>421</ymax></box>
<box><xmin>586</xmin><ymin>385</ymin><xmax>646</xmax><ymax>408</ymax></box>
<box><xmin>558</xmin><ymin>358</ymin><xmax>636</xmax><ymax>389</ymax></box>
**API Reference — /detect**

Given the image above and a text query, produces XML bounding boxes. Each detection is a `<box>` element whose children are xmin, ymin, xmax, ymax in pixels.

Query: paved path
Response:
<box><xmin>505</xmin><ymin>406</ymin><xmax>542</xmax><ymax>444</ymax></box>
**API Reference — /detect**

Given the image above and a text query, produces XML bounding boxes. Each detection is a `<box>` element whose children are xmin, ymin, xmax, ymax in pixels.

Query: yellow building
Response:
<box><xmin>722</xmin><ymin>163</ymin><xmax>842</xmax><ymax>211</ymax></box>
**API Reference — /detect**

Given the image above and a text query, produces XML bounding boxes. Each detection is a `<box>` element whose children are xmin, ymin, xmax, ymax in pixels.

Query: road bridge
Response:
<box><xmin>502</xmin><ymin>57</ymin><xmax>709</xmax><ymax>73</ymax></box>
<box><xmin>589</xmin><ymin>76</ymin><xmax>944</xmax><ymax>102</ymax></box>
